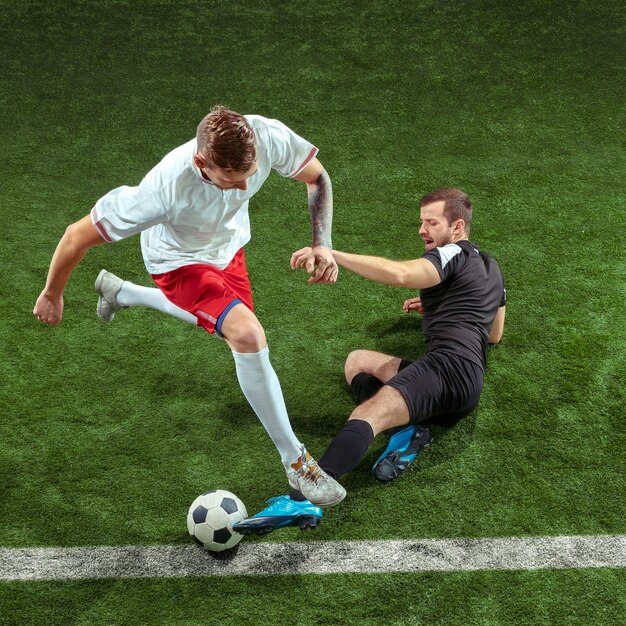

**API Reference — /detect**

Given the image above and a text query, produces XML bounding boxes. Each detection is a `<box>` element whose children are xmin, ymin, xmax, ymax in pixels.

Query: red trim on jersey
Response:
<box><xmin>291</xmin><ymin>146</ymin><xmax>318</xmax><ymax>178</ymax></box>
<box><xmin>90</xmin><ymin>209</ymin><xmax>113</xmax><ymax>242</ymax></box>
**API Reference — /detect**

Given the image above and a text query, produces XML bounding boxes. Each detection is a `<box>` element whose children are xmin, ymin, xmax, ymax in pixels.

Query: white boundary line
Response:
<box><xmin>1</xmin><ymin>535</ymin><xmax>625</xmax><ymax>581</ymax></box>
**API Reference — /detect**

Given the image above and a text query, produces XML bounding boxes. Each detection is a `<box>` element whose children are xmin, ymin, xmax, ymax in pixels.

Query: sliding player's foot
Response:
<box><xmin>373</xmin><ymin>425</ymin><xmax>432</xmax><ymax>482</ymax></box>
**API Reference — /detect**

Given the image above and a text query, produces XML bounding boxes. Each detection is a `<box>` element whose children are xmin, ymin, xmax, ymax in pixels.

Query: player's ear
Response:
<box><xmin>453</xmin><ymin>218</ymin><xmax>465</xmax><ymax>236</ymax></box>
<box><xmin>193</xmin><ymin>153</ymin><xmax>208</xmax><ymax>169</ymax></box>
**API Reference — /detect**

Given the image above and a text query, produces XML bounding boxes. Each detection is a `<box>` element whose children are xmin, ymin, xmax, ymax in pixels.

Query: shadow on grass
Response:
<box><xmin>365</xmin><ymin>314</ymin><xmax>426</xmax><ymax>361</ymax></box>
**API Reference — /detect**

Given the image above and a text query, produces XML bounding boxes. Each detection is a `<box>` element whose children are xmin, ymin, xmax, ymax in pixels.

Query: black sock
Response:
<box><xmin>350</xmin><ymin>373</ymin><xmax>384</xmax><ymax>404</ymax></box>
<box><xmin>289</xmin><ymin>420</ymin><xmax>375</xmax><ymax>501</ymax></box>
<box><xmin>319</xmin><ymin>419</ymin><xmax>375</xmax><ymax>479</ymax></box>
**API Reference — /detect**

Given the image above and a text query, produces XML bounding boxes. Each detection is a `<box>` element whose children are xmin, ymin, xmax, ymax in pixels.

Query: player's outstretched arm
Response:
<box><xmin>33</xmin><ymin>215</ymin><xmax>106</xmax><ymax>325</ymax></box>
<box><xmin>331</xmin><ymin>250</ymin><xmax>441</xmax><ymax>290</ymax></box>
<box><xmin>291</xmin><ymin>158</ymin><xmax>337</xmax><ymax>284</ymax></box>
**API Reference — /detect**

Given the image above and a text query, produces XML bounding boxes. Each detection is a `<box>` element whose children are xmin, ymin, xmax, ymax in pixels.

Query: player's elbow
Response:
<box><xmin>394</xmin><ymin>266</ymin><xmax>418</xmax><ymax>288</ymax></box>
<box><xmin>63</xmin><ymin>222</ymin><xmax>81</xmax><ymax>239</ymax></box>
<box><xmin>63</xmin><ymin>223</ymin><xmax>89</xmax><ymax>251</ymax></box>
<box><xmin>488</xmin><ymin>331</ymin><xmax>503</xmax><ymax>345</ymax></box>
<box><xmin>304</xmin><ymin>168</ymin><xmax>331</xmax><ymax>193</ymax></box>
<box><xmin>62</xmin><ymin>215</ymin><xmax>106</xmax><ymax>250</ymax></box>
<box><xmin>61</xmin><ymin>222</ymin><xmax>82</xmax><ymax>247</ymax></box>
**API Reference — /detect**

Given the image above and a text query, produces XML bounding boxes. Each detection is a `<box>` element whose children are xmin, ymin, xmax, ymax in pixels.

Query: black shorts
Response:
<box><xmin>386</xmin><ymin>351</ymin><xmax>484</xmax><ymax>424</ymax></box>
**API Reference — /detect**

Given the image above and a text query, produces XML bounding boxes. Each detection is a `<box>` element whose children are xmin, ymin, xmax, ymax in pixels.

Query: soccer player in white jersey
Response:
<box><xmin>33</xmin><ymin>105</ymin><xmax>346</xmax><ymax>516</ymax></box>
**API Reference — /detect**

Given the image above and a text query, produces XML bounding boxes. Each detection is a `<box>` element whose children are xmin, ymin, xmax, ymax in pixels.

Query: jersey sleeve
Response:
<box><xmin>90</xmin><ymin>182</ymin><xmax>168</xmax><ymax>242</ymax></box>
<box><xmin>422</xmin><ymin>244</ymin><xmax>463</xmax><ymax>281</ymax></box>
<box><xmin>263</xmin><ymin>118</ymin><xmax>319</xmax><ymax>178</ymax></box>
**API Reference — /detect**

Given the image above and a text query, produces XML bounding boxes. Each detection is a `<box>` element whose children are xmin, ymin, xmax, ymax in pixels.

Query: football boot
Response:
<box><xmin>232</xmin><ymin>495</ymin><xmax>322</xmax><ymax>535</ymax></box>
<box><xmin>95</xmin><ymin>269</ymin><xmax>126</xmax><ymax>322</ymax></box>
<box><xmin>372</xmin><ymin>425</ymin><xmax>432</xmax><ymax>482</ymax></box>
<box><xmin>286</xmin><ymin>446</ymin><xmax>346</xmax><ymax>507</ymax></box>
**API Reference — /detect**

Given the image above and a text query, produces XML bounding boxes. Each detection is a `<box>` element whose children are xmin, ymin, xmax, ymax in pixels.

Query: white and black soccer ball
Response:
<box><xmin>187</xmin><ymin>490</ymin><xmax>247</xmax><ymax>553</ymax></box>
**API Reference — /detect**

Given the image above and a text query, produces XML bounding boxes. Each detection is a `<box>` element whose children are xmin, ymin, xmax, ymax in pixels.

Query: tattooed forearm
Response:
<box><xmin>307</xmin><ymin>169</ymin><xmax>333</xmax><ymax>249</ymax></box>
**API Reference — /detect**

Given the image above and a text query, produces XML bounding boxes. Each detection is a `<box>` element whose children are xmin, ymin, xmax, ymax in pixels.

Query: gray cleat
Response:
<box><xmin>95</xmin><ymin>269</ymin><xmax>126</xmax><ymax>322</ymax></box>
<box><xmin>287</xmin><ymin>445</ymin><xmax>346</xmax><ymax>508</ymax></box>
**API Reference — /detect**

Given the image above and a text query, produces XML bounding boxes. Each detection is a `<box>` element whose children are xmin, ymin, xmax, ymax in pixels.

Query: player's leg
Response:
<box><xmin>298</xmin><ymin>356</ymin><xmax>442</xmax><ymax>491</ymax></box>
<box><xmin>149</xmin><ymin>255</ymin><xmax>305</xmax><ymax>471</ymax></box>
<box><xmin>95</xmin><ymin>270</ymin><xmax>196</xmax><ymax>324</ymax></box>
<box><xmin>344</xmin><ymin>349</ymin><xmax>404</xmax><ymax>385</ymax></box>
<box><xmin>374</xmin><ymin>353</ymin><xmax>481</xmax><ymax>481</ymax></box>
<box><xmin>219</xmin><ymin>302</ymin><xmax>345</xmax><ymax>508</ymax></box>
<box><xmin>237</xmin><ymin>355</ymin><xmax>476</xmax><ymax>535</ymax></box>
<box><xmin>311</xmin><ymin>386</ymin><xmax>411</xmax><ymax>481</ymax></box>
<box><xmin>234</xmin><ymin>386</ymin><xmax>410</xmax><ymax>535</ymax></box>
<box><xmin>371</xmin><ymin>354</ymin><xmax>484</xmax><ymax>481</ymax></box>
<box><xmin>344</xmin><ymin>349</ymin><xmax>421</xmax><ymax>452</ymax></box>
<box><xmin>344</xmin><ymin>349</ymin><xmax>404</xmax><ymax>404</ymax></box>
<box><xmin>219</xmin><ymin>302</ymin><xmax>300</xmax><ymax>466</ymax></box>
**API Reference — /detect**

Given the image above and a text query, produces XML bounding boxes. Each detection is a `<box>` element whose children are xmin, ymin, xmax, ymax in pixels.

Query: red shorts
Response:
<box><xmin>151</xmin><ymin>249</ymin><xmax>254</xmax><ymax>335</ymax></box>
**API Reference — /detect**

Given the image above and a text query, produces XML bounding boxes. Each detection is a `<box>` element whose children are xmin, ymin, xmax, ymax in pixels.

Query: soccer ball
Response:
<box><xmin>187</xmin><ymin>490</ymin><xmax>247</xmax><ymax>553</ymax></box>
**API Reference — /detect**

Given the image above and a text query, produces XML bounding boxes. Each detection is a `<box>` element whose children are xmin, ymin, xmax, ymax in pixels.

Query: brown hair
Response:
<box><xmin>419</xmin><ymin>187</ymin><xmax>472</xmax><ymax>234</ymax></box>
<box><xmin>196</xmin><ymin>106</ymin><xmax>257</xmax><ymax>172</ymax></box>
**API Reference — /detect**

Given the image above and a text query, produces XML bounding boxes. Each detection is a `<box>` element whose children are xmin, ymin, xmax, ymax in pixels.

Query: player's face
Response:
<box><xmin>419</xmin><ymin>201</ymin><xmax>457</xmax><ymax>252</ymax></box>
<box><xmin>195</xmin><ymin>157</ymin><xmax>258</xmax><ymax>191</ymax></box>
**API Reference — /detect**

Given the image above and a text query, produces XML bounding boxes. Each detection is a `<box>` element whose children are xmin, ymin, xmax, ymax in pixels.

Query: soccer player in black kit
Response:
<box><xmin>235</xmin><ymin>188</ymin><xmax>506</xmax><ymax>534</ymax></box>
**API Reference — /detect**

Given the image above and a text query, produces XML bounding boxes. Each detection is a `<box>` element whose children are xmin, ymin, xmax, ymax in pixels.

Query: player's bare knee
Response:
<box><xmin>344</xmin><ymin>350</ymin><xmax>367</xmax><ymax>383</ymax></box>
<box><xmin>225</xmin><ymin>320</ymin><xmax>266</xmax><ymax>353</ymax></box>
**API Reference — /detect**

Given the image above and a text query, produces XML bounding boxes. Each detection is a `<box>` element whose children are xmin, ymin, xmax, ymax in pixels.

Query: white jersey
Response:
<box><xmin>90</xmin><ymin>115</ymin><xmax>318</xmax><ymax>274</ymax></box>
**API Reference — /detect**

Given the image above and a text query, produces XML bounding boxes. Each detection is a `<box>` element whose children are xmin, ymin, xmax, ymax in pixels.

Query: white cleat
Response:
<box><xmin>95</xmin><ymin>269</ymin><xmax>126</xmax><ymax>323</ymax></box>
<box><xmin>287</xmin><ymin>446</ymin><xmax>347</xmax><ymax>508</ymax></box>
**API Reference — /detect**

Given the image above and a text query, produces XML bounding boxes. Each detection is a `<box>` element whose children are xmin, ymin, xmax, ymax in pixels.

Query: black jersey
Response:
<box><xmin>420</xmin><ymin>240</ymin><xmax>505</xmax><ymax>369</ymax></box>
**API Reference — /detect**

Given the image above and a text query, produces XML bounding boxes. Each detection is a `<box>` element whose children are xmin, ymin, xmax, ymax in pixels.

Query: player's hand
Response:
<box><xmin>33</xmin><ymin>291</ymin><xmax>64</xmax><ymax>326</ymax></box>
<box><xmin>290</xmin><ymin>245</ymin><xmax>338</xmax><ymax>284</ymax></box>
<box><xmin>403</xmin><ymin>296</ymin><xmax>424</xmax><ymax>314</ymax></box>
<box><xmin>290</xmin><ymin>246</ymin><xmax>312</xmax><ymax>271</ymax></box>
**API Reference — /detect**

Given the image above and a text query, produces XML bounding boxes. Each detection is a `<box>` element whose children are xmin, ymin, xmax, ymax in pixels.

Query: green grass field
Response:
<box><xmin>1</xmin><ymin>0</ymin><xmax>625</xmax><ymax>624</ymax></box>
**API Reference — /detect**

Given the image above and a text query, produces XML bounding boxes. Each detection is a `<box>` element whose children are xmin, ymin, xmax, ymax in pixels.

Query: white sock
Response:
<box><xmin>232</xmin><ymin>347</ymin><xmax>302</xmax><ymax>468</ymax></box>
<box><xmin>117</xmin><ymin>282</ymin><xmax>197</xmax><ymax>325</ymax></box>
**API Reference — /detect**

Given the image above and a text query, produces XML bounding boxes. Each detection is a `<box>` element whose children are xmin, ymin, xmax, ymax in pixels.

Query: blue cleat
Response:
<box><xmin>373</xmin><ymin>425</ymin><xmax>432</xmax><ymax>482</ymax></box>
<box><xmin>232</xmin><ymin>496</ymin><xmax>323</xmax><ymax>536</ymax></box>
